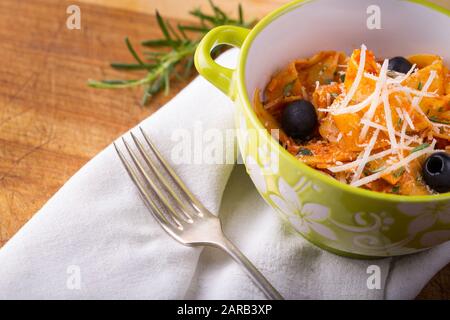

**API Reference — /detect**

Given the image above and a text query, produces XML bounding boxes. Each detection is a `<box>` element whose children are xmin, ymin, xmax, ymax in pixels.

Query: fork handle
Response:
<box><xmin>218</xmin><ymin>236</ymin><xmax>284</xmax><ymax>300</ymax></box>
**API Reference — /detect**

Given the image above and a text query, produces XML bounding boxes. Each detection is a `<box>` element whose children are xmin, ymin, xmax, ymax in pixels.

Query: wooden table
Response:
<box><xmin>0</xmin><ymin>0</ymin><xmax>448</xmax><ymax>299</ymax></box>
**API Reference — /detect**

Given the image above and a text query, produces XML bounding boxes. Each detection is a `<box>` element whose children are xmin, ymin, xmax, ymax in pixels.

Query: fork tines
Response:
<box><xmin>114</xmin><ymin>127</ymin><xmax>202</xmax><ymax>231</ymax></box>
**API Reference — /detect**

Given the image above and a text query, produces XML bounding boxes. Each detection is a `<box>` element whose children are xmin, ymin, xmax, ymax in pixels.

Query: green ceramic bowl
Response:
<box><xmin>195</xmin><ymin>0</ymin><xmax>450</xmax><ymax>258</ymax></box>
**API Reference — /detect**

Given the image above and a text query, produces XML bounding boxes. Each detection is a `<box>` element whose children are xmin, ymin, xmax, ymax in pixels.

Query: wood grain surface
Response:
<box><xmin>0</xmin><ymin>0</ymin><xmax>448</xmax><ymax>299</ymax></box>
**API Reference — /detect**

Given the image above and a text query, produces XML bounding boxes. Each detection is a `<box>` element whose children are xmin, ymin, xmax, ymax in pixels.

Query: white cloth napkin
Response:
<box><xmin>0</xmin><ymin>50</ymin><xmax>449</xmax><ymax>300</ymax></box>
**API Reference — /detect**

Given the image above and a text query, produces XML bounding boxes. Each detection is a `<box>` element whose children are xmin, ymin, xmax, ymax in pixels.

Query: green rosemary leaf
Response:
<box><xmin>155</xmin><ymin>10</ymin><xmax>172</xmax><ymax>40</ymax></box>
<box><xmin>141</xmin><ymin>39</ymin><xmax>177</xmax><ymax>47</ymax></box>
<box><xmin>209</xmin><ymin>0</ymin><xmax>227</xmax><ymax>21</ymax></box>
<box><xmin>393</xmin><ymin>167</ymin><xmax>405</xmax><ymax>178</ymax></box>
<box><xmin>392</xmin><ymin>185</ymin><xmax>400</xmax><ymax>193</ymax></box>
<box><xmin>141</xmin><ymin>88</ymin><xmax>151</xmax><ymax>106</ymax></box>
<box><xmin>125</xmin><ymin>37</ymin><xmax>145</xmax><ymax>65</ymax></box>
<box><xmin>148</xmin><ymin>76</ymin><xmax>164</xmax><ymax>95</ymax></box>
<box><xmin>173</xmin><ymin>69</ymin><xmax>184</xmax><ymax>81</ymax></box>
<box><xmin>87</xmin><ymin>79</ymin><xmax>142</xmax><ymax>89</ymax></box>
<box><xmin>189</xmin><ymin>9</ymin><xmax>217</xmax><ymax>25</ymax></box>
<box><xmin>178</xmin><ymin>25</ymin><xmax>210</xmax><ymax>33</ymax></box>
<box><xmin>183</xmin><ymin>56</ymin><xmax>194</xmax><ymax>78</ymax></box>
<box><xmin>166</xmin><ymin>20</ymin><xmax>181</xmax><ymax>40</ymax></box>
<box><xmin>99</xmin><ymin>79</ymin><xmax>137</xmax><ymax>84</ymax></box>
<box><xmin>110</xmin><ymin>62</ymin><xmax>155</xmax><ymax>70</ymax></box>
<box><xmin>176</xmin><ymin>24</ymin><xmax>189</xmax><ymax>39</ymax></box>
<box><xmin>89</xmin><ymin>3</ymin><xmax>254</xmax><ymax>105</ymax></box>
<box><xmin>238</xmin><ymin>4</ymin><xmax>244</xmax><ymax>24</ymax></box>
<box><xmin>163</xmin><ymin>71</ymin><xmax>170</xmax><ymax>95</ymax></box>
<box><xmin>143</xmin><ymin>51</ymin><xmax>165</xmax><ymax>56</ymax></box>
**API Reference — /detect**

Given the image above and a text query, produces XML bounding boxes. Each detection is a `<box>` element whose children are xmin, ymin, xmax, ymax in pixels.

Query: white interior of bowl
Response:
<box><xmin>244</xmin><ymin>0</ymin><xmax>450</xmax><ymax>98</ymax></box>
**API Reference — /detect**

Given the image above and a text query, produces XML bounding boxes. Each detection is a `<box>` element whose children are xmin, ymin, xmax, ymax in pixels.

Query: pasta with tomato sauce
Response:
<box><xmin>254</xmin><ymin>45</ymin><xmax>450</xmax><ymax>195</ymax></box>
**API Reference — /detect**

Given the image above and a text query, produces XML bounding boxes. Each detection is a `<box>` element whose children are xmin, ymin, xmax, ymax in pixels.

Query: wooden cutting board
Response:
<box><xmin>0</xmin><ymin>0</ymin><xmax>448</xmax><ymax>298</ymax></box>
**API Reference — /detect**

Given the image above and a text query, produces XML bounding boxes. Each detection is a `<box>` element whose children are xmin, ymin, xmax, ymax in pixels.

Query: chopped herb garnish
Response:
<box><xmin>393</xmin><ymin>167</ymin><xmax>405</xmax><ymax>178</ymax></box>
<box><xmin>392</xmin><ymin>185</ymin><xmax>400</xmax><ymax>193</ymax></box>
<box><xmin>297</xmin><ymin>148</ymin><xmax>313</xmax><ymax>156</ymax></box>
<box><xmin>417</xmin><ymin>82</ymin><xmax>423</xmax><ymax>90</ymax></box>
<box><xmin>370</xmin><ymin>166</ymin><xmax>386</xmax><ymax>173</ymax></box>
<box><xmin>387</xmin><ymin>70</ymin><xmax>399</xmax><ymax>78</ymax></box>
<box><xmin>283</xmin><ymin>81</ymin><xmax>295</xmax><ymax>97</ymax></box>
<box><xmin>397</xmin><ymin>118</ymin><xmax>403</xmax><ymax>128</ymax></box>
<box><xmin>411</xmin><ymin>143</ymin><xmax>430</xmax><ymax>153</ymax></box>
<box><xmin>428</xmin><ymin>115</ymin><xmax>450</xmax><ymax>125</ymax></box>
<box><xmin>340</xmin><ymin>73</ymin><xmax>346</xmax><ymax>82</ymax></box>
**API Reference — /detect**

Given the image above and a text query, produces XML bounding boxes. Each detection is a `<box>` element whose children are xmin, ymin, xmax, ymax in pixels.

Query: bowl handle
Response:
<box><xmin>194</xmin><ymin>25</ymin><xmax>250</xmax><ymax>99</ymax></box>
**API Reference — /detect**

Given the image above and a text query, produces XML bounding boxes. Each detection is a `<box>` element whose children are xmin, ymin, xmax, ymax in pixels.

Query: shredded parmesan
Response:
<box><xmin>400</xmin><ymin>113</ymin><xmax>408</xmax><ymax>149</ymax></box>
<box><xmin>351</xmin><ymin>140</ymin><xmax>436</xmax><ymax>187</ymax></box>
<box><xmin>360</xmin><ymin>119</ymin><xmax>417</xmax><ymax>145</ymax></box>
<box><xmin>403</xmin><ymin>110</ymin><xmax>415</xmax><ymax>130</ymax></box>
<box><xmin>411</xmin><ymin>71</ymin><xmax>436</xmax><ymax>112</ymax></box>
<box><xmin>382</xmin><ymin>88</ymin><xmax>398</xmax><ymax>151</ymax></box>
<box><xmin>309</xmin><ymin>46</ymin><xmax>445</xmax><ymax>191</ymax></box>
<box><xmin>364</xmin><ymin>64</ymin><xmax>417</xmax><ymax>84</ymax></box>
<box><xmin>328</xmin><ymin>148</ymin><xmax>394</xmax><ymax>173</ymax></box>
<box><xmin>337</xmin><ymin>44</ymin><xmax>367</xmax><ymax>111</ymax></box>
<box><xmin>330</xmin><ymin>93</ymin><xmax>374</xmax><ymax>115</ymax></box>
<box><xmin>391</xmin><ymin>64</ymin><xmax>417</xmax><ymax>83</ymax></box>
<box><xmin>395</xmin><ymin>107</ymin><xmax>404</xmax><ymax>121</ymax></box>
<box><xmin>359</xmin><ymin>59</ymin><xmax>389</xmax><ymax>140</ymax></box>
<box><xmin>351</xmin><ymin>129</ymin><xmax>380</xmax><ymax>183</ymax></box>
<box><xmin>391</xmin><ymin>86</ymin><xmax>438</xmax><ymax>98</ymax></box>
<box><xmin>398</xmin><ymin>112</ymin><xmax>409</xmax><ymax>170</ymax></box>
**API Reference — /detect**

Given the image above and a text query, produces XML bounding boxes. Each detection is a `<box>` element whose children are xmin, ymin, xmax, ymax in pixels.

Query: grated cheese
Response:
<box><xmin>391</xmin><ymin>86</ymin><xmax>438</xmax><ymax>98</ymax></box>
<box><xmin>403</xmin><ymin>110</ymin><xmax>415</xmax><ymax>130</ymax></box>
<box><xmin>411</xmin><ymin>71</ymin><xmax>436</xmax><ymax>116</ymax></box>
<box><xmin>330</xmin><ymin>93</ymin><xmax>374</xmax><ymax>115</ymax></box>
<box><xmin>382</xmin><ymin>88</ymin><xmax>398</xmax><ymax>151</ymax></box>
<box><xmin>399</xmin><ymin>112</ymin><xmax>409</xmax><ymax>171</ymax></box>
<box><xmin>328</xmin><ymin>148</ymin><xmax>394</xmax><ymax>173</ymax></box>
<box><xmin>360</xmin><ymin>118</ymin><xmax>416</xmax><ymax>145</ymax></box>
<box><xmin>315</xmin><ymin>47</ymin><xmax>445</xmax><ymax>189</ymax></box>
<box><xmin>351</xmin><ymin>140</ymin><xmax>437</xmax><ymax>187</ymax></box>
<box><xmin>337</xmin><ymin>44</ymin><xmax>367</xmax><ymax>111</ymax></box>
<box><xmin>352</xmin><ymin>129</ymin><xmax>380</xmax><ymax>183</ymax></box>
<box><xmin>359</xmin><ymin>59</ymin><xmax>389</xmax><ymax>140</ymax></box>
<box><xmin>395</xmin><ymin>107</ymin><xmax>404</xmax><ymax>121</ymax></box>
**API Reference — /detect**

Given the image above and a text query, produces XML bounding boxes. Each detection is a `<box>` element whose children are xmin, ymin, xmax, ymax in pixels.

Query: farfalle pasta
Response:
<box><xmin>254</xmin><ymin>45</ymin><xmax>450</xmax><ymax>195</ymax></box>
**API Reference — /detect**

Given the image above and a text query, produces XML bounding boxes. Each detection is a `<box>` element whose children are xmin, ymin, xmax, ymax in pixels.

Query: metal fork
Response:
<box><xmin>114</xmin><ymin>127</ymin><xmax>283</xmax><ymax>300</ymax></box>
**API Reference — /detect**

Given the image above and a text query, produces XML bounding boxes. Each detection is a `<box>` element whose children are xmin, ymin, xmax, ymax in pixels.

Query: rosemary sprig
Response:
<box><xmin>88</xmin><ymin>1</ymin><xmax>256</xmax><ymax>106</ymax></box>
